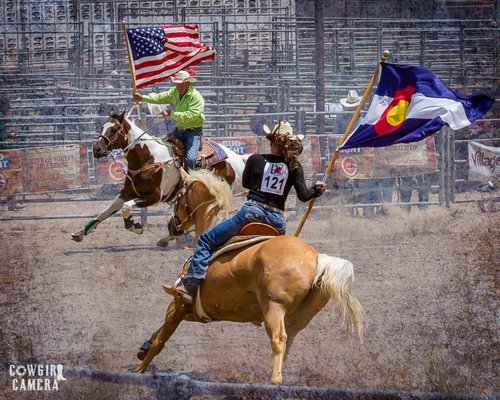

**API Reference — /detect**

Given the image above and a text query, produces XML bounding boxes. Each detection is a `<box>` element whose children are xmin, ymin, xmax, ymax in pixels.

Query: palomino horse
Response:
<box><xmin>71</xmin><ymin>110</ymin><xmax>244</xmax><ymax>243</ymax></box>
<box><xmin>134</xmin><ymin>235</ymin><xmax>364</xmax><ymax>384</ymax></box>
<box><xmin>166</xmin><ymin>169</ymin><xmax>232</xmax><ymax>246</ymax></box>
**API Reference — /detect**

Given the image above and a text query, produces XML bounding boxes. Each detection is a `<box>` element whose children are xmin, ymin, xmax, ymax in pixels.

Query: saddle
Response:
<box><xmin>239</xmin><ymin>222</ymin><xmax>280</xmax><ymax>236</ymax></box>
<box><xmin>173</xmin><ymin>223</ymin><xmax>280</xmax><ymax>277</ymax></box>
<box><xmin>164</xmin><ymin>222</ymin><xmax>281</xmax><ymax>319</ymax></box>
<box><xmin>168</xmin><ymin>136</ymin><xmax>228</xmax><ymax>169</ymax></box>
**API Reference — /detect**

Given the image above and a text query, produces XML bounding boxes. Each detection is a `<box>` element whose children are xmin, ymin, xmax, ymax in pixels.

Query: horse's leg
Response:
<box><xmin>284</xmin><ymin>288</ymin><xmax>329</xmax><ymax>360</ymax></box>
<box><xmin>71</xmin><ymin>194</ymin><xmax>125</xmax><ymax>242</ymax></box>
<box><xmin>121</xmin><ymin>192</ymin><xmax>161</xmax><ymax>235</ymax></box>
<box><xmin>133</xmin><ymin>298</ymin><xmax>188</xmax><ymax>373</ymax></box>
<box><xmin>137</xmin><ymin>325</ymin><xmax>162</xmax><ymax>360</ymax></box>
<box><xmin>156</xmin><ymin>216</ymin><xmax>180</xmax><ymax>247</ymax></box>
<box><xmin>263</xmin><ymin>301</ymin><xmax>288</xmax><ymax>385</ymax></box>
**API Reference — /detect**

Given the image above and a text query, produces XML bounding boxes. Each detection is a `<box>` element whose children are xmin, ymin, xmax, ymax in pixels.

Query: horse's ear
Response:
<box><xmin>118</xmin><ymin>110</ymin><xmax>126</xmax><ymax>122</ymax></box>
<box><xmin>125</xmin><ymin>108</ymin><xmax>133</xmax><ymax>120</ymax></box>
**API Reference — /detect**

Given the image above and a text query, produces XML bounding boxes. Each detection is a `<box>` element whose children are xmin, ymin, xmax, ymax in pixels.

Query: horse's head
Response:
<box><xmin>93</xmin><ymin>110</ymin><xmax>129</xmax><ymax>158</ymax></box>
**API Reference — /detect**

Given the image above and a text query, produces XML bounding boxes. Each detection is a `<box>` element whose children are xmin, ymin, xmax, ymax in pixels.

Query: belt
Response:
<box><xmin>177</xmin><ymin>127</ymin><xmax>202</xmax><ymax>132</ymax></box>
<box><xmin>247</xmin><ymin>199</ymin><xmax>283</xmax><ymax>214</ymax></box>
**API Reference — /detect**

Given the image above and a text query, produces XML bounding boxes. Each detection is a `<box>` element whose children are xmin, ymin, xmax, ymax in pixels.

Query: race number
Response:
<box><xmin>260</xmin><ymin>162</ymin><xmax>288</xmax><ymax>195</ymax></box>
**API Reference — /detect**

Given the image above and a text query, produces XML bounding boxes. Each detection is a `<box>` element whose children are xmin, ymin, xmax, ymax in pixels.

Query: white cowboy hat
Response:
<box><xmin>339</xmin><ymin>90</ymin><xmax>361</xmax><ymax>109</ymax></box>
<box><xmin>170</xmin><ymin>70</ymin><xmax>197</xmax><ymax>84</ymax></box>
<box><xmin>263</xmin><ymin>121</ymin><xmax>304</xmax><ymax>141</ymax></box>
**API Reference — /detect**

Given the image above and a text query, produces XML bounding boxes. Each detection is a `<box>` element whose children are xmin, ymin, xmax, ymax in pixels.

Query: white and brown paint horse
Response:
<box><xmin>134</xmin><ymin>235</ymin><xmax>364</xmax><ymax>384</ymax></box>
<box><xmin>71</xmin><ymin>110</ymin><xmax>244</xmax><ymax>243</ymax></box>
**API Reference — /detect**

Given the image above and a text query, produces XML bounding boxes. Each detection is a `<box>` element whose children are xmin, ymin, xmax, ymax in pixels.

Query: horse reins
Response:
<box><xmin>99</xmin><ymin>116</ymin><xmax>182</xmax><ymax>198</ymax></box>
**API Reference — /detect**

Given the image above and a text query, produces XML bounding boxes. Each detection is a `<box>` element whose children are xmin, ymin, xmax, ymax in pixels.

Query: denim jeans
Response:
<box><xmin>175</xmin><ymin>127</ymin><xmax>202</xmax><ymax>171</ymax></box>
<box><xmin>188</xmin><ymin>201</ymin><xmax>286</xmax><ymax>279</ymax></box>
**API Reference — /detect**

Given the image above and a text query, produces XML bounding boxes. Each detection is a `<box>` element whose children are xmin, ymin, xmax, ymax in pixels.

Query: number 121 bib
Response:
<box><xmin>260</xmin><ymin>162</ymin><xmax>288</xmax><ymax>195</ymax></box>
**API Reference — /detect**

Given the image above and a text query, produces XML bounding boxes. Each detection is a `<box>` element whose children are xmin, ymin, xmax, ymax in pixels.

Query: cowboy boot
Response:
<box><xmin>163</xmin><ymin>277</ymin><xmax>201</xmax><ymax>304</ymax></box>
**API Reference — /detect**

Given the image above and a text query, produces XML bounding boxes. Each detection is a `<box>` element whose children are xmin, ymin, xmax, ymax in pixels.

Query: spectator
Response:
<box><xmin>398</xmin><ymin>175</ymin><xmax>429</xmax><ymax>211</ymax></box>
<box><xmin>250</xmin><ymin>102</ymin><xmax>273</xmax><ymax>136</ymax></box>
<box><xmin>0</xmin><ymin>95</ymin><xmax>11</xmax><ymax>147</ymax></box>
<box><xmin>338</xmin><ymin>90</ymin><xmax>395</xmax><ymax>216</ymax></box>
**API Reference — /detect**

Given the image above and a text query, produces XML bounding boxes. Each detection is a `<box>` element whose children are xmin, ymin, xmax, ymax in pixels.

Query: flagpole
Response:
<box><xmin>294</xmin><ymin>50</ymin><xmax>390</xmax><ymax>237</ymax></box>
<box><xmin>122</xmin><ymin>21</ymin><xmax>143</xmax><ymax>127</ymax></box>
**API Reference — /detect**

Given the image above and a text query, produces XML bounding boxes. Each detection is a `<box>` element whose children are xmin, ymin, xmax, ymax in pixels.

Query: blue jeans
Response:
<box><xmin>175</xmin><ymin>127</ymin><xmax>202</xmax><ymax>171</ymax></box>
<box><xmin>400</xmin><ymin>176</ymin><xmax>429</xmax><ymax>203</ymax></box>
<box><xmin>188</xmin><ymin>201</ymin><xmax>286</xmax><ymax>279</ymax></box>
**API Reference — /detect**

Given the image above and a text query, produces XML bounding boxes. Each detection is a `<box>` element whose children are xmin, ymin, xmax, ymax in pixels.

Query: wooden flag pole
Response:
<box><xmin>294</xmin><ymin>50</ymin><xmax>390</xmax><ymax>237</ymax></box>
<box><xmin>122</xmin><ymin>21</ymin><xmax>143</xmax><ymax>127</ymax></box>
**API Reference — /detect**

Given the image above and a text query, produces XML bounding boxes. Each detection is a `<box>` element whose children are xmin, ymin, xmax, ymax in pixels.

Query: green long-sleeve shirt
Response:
<box><xmin>141</xmin><ymin>85</ymin><xmax>205</xmax><ymax>129</ymax></box>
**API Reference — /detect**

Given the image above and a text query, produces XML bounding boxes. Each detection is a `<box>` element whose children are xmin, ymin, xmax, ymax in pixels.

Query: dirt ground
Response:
<box><xmin>0</xmin><ymin>196</ymin><xmax>498</xmax><ymax>398</ymax></box>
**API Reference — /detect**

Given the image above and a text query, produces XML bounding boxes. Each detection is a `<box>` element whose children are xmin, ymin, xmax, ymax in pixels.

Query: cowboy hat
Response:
<box><xmin>263</xmin><ymin>121</ymin><xmax>304</xmax><ymax>160</ymax></box>
<box><xmin>263</xmin><ymin>121</ymin><xmax>304</xmax><ymax>141</ymax></box>
<box><xmin>339</xmin><ymin>89</ymin><xmax>361</xmax><ymax>109</ymax></box>
<box><xmin>170</xmin><ymin>70</ymin><xmax>197</xmax><ymax>84</ymax></box>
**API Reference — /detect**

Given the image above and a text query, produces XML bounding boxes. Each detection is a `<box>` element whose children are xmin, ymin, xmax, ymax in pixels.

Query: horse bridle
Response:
<box><xmin>97</xmin><ymin>121</ymin><xmax>128</xmax><ymax>156</ymax></box>
<box><xmin>171</xmin><ymin>181</ymin><xmax>218</xmax><ymax>233</ymax></box>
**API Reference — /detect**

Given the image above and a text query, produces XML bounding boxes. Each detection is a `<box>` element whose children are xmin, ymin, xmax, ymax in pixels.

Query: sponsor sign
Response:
<box><xmin>327</xmin><ymin>135</ymin><xmax>437</xmax><ymax>178</ymax></box>
<box><xmin>24</xmin><ymin>146</ymin><xmax>82</xmax><ymax>192</ymax></box>
<box><xmin>0</xmin><ymin>171</ymin><xmax>6</xmax><ymax>191</ymax></box>
<box><xmin>211</xmin><ymin>136</ymin><xmax>258</xmax><ymax>155</ymax></box>
<box><xmin>468</xmin><ymin>141</ymin><xmax>500</xmax><ymax>181</ymax></box>
<box><xmin>0</xmin><ymin>146</ymin><xmax>84</xmax><ymax>194</ymax></box>
<box><xmin>93</xmin><ymin>150</ymin><xmax>127</xmax><ymax>184</ymax></box>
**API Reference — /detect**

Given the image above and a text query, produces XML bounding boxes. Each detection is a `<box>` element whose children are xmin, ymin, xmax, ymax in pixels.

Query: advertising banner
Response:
<box><xmin>93</xmin><ymin>150</ymin><xmax>128</xmax><ymax>185</ymax></box>
<box><xmin>326</xmin><ymin>136</ymin><xmax>437</xmax><ymax>178</ymax></box>
<box><xmin>468</xmin><ymin>141</ymin><xmax>500</xmax><ymax>182</ymax></box>
<box><xmin>211</xmin><ymin>136</ymin><xmax>258</xmax><ymax>156</ymax></box>
<box><xmin>0</xmin><ymin>145</ymin><xmax>88</xmax><ymax>194</ymax></box>
<box><xmin>24</xmin><ymin>146</ymin><xmax>82</xmax><ymax>192</ymax></box>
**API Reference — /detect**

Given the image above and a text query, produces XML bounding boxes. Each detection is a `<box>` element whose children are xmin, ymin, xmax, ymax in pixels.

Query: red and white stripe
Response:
<box><xmin>133</xmin><ymin>25</ymin><xmax>215</xmax><ymax>88</ymax></box>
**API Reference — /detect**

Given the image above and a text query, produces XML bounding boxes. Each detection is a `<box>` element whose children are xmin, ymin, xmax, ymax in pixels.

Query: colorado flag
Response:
<box><xmin>340</xmin><ymin>63</ymin><xmax>494</xmax><ymax>150</ymax></box>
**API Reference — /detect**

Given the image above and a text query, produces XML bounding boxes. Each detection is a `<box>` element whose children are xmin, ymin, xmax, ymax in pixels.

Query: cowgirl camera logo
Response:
<box><xmin>8</xmin><ymin>363</ymin><xmax>66</xmax><ymax>391</ymax></box>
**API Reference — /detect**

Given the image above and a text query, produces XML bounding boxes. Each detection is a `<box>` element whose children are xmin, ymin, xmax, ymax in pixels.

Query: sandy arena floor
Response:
<box><xmin>0</xmin><ymin>198</ymin><xmax>498</xmax><ymax>398</ymax></box>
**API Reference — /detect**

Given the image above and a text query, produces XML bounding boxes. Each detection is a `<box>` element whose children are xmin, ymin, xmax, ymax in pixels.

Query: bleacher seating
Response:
<box><xmin>0</xmin><ymin>0</ymin><xmax>497</xmax><ymax>149</ymax></box>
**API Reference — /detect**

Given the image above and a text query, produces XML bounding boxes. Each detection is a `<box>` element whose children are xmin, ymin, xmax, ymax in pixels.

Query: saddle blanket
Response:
<box><xmin>203</xmin><ymin>140</ymin><xmax>228</xmax><ymax>167</ymax></box>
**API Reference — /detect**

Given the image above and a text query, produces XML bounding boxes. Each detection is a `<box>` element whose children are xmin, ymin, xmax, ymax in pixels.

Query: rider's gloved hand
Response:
<box><xmin>133</xmin><ymin>92</ymin><xmax>143</xmax><ymax>102</ymax></box>
<box><xmin>314</xmin><ymin>181</ymin><xmax>327</xmax><ymax>195</ymax></box>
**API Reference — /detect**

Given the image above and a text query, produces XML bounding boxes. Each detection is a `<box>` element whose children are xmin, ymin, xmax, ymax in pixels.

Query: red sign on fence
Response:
<box><xmin>0</xmin><ymin>145</ymin><xmax>89</xmax><ymax>194</ymax></box>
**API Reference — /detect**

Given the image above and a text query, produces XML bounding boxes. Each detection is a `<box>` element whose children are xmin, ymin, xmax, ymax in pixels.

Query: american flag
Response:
<box><xmin>126</xmin><ymin>25</ymin><xmax>215</xmax><ymax>89</ymax></box>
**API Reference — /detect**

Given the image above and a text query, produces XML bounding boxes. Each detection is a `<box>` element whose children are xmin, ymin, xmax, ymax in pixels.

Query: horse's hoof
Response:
<box><xmin>137</xmin><ymin>340</ymin><xmax>152</xmax><ymax>360</ymax></box>
<box><xmin>156</xmin><ymin>237</ymin><xmax>170</xmax><ymax>247</ymax></box>
<box><xmin>71</xmin><ymin>231</ymin><xmax>84</xmax><ymax>242</ymax></box>
<box><xmin>129</xmin><ymin>223</ymin><xmax>143</xmax><ymax>235</ymax></box>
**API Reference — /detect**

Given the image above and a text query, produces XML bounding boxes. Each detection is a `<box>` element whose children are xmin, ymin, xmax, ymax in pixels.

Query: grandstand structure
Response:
<box><xmin>0</xmin><ymin>0</ymin><xmax>498</xmax><ymax>207</ymax></box>
<box><xmin>1</xmin><ymin>0</ymin><xmax>497</xmax><ymax>140</ymax></box>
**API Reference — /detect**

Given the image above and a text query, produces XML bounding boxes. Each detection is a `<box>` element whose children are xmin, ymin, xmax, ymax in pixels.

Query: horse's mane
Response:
<box><xmin>185</xmin><ymin>170</ymin><xmax>233</xmax><ymax>211</ymax></box>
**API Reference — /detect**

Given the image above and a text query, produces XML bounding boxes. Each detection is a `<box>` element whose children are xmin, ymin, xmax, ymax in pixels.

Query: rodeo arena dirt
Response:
<box><xmin>0</xmin><ymin>1</ymin><xmax>499</xmax><ymax>400</ymax></box>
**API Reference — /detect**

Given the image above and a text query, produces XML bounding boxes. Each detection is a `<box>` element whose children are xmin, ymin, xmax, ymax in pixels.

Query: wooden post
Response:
<box><xmin>122</xmin><ymin>21</ymin><xmax>143</xmax><ymax>127</ymax></box>
<box><xmin>294</xmin><ymin>50</ymin><xmax>391</xmax><ymax>237</ymax></box>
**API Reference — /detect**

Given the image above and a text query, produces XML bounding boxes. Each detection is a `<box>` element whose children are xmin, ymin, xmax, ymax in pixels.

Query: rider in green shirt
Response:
<box><xmin>133</xmin><ymin>69</ymin><xmax>205</xmax><ymax>171</ymax></box>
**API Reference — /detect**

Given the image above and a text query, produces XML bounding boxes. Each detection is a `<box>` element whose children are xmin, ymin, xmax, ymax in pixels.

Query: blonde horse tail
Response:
<box><xmin>312</xmin><ymin>253</ymin><xmax>365</xmax><ymax>337</ymax></box>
